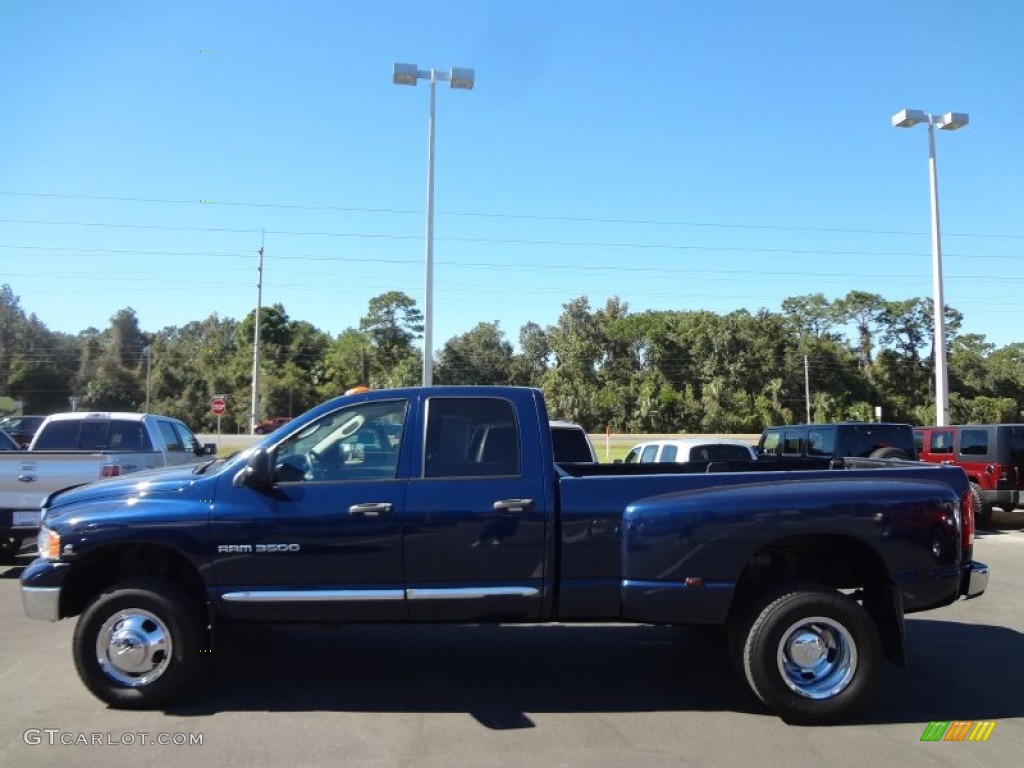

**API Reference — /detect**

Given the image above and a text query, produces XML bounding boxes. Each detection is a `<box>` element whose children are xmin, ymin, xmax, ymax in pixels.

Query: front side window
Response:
<box><xmin>172</xmin><ymin>422</ymin><xmax>201</xmax><ymax>454</ymax></box>
<box><xmin>274</xmin><ymin>399</ymin><xmax>407</xmax><ymax>482</ymax></box>
<box><xmin>640</xmin><ymin>445</ymin><xmax>659</xmax><ymax>463</ymax></box>
<box><xmin>157</xmin><ymin>421</ymin><xmax>184</xmax><ymax>452</ymax></box>
<box><xmin>759</xmin><ymin>430</ymin><xmax>781</xmax><ymax>456</ymax></box>
<box><xmin>423</xmin><ymin>398</ymin><xmax>520</xmax><ymax>478</ymax></box>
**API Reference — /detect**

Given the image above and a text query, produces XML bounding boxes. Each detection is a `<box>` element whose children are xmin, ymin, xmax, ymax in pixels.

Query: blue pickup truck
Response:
<box><xmin>20</xmin><ymin>386</ymin><xmax>988</xmax><ymax>724</ymax></box>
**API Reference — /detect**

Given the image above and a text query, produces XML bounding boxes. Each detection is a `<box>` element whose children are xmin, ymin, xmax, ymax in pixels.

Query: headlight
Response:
<box><xmin>37</xmin><ymin>526</ymin><xmax>61</xmax><ymax>560</ymax></box>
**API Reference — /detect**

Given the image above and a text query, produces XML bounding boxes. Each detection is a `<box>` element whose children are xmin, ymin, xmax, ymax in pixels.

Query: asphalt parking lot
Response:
<box><xmin>2</xmin><ymin>513</ymin><xmax>1022</xmax><ymax>768</ymax></box>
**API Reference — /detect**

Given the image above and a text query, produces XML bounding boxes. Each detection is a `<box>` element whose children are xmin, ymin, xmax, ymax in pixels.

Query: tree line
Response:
<box><xmin>1</xmin><ymin>283</ymin><xmax>1022</xmax><ymax>433</ymax></box>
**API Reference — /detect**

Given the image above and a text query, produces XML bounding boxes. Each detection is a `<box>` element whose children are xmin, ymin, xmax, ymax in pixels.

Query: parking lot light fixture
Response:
<box><xmin>892</xmin><ymin>107</ymin><xmax>969</xmax><ymax>427</ymax></box>
<box><xmin>392</xmin><ymin>63</ymin><xmax>475</xmax><ymax>387</ymax></box>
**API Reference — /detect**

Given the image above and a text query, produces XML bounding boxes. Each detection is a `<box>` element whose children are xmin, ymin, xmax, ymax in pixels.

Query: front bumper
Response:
<box><xmin>19</xmin><ymin>558</ymin><xmax>71</xmax><ymax>622</ymax></box>
<box><xmin>962</xmin><ymin>560</ymin><xmax>989</xmax><ymax>599</ymax></box>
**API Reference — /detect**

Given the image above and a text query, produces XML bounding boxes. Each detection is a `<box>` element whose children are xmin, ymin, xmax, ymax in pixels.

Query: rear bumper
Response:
<box><xmin>961</xmin><ymin>560</ymin><xmax>989</xmax><ymax>599</ymax></box>
<box><xmin>982</xmin><ymin>489</ymin><xmax>1020</xmax><ymax>509</ymax></box>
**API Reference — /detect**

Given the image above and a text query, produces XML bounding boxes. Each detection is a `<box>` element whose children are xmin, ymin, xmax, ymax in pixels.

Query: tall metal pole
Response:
<box><xmin>423</xmin><ymin>70</ymin><xmax>437</xmax><ymax>387</ymax></box>
<box><xmin>144</xmin><ymin>345</ymin><xmax>152</xmax><ymax>413</ymax></box>
<box><xmin>250</xmin><ymin>236</ymin><xmax>264</xmax><ymax>434</ymax></box>
<box><xmin>804</xmin><ymin>354</ymin><xmax>811</xmax><ymax>423</ymax></box>
<box><xmin>926</xmin><ymin>118</ymin><xmax>950</xmax><ymax>427</ymax></box>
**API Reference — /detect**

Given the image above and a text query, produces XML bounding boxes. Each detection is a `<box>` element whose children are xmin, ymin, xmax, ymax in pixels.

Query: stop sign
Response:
<box><xmin>211</xmin><ymin>398</ymin><xmax>226</xmax><ymax>415</ymax></box>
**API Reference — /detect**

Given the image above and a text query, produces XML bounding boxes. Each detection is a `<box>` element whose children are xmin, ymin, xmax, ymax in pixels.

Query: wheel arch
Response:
<box><xmin>728</xmin><ymin>534</ymin><xmax>905</xmax><ymax>666</ymax></box>
<box><xmin>60</xmin><ymin>543</ymin><xmax>208</xmax><ymax>624</ymax></box>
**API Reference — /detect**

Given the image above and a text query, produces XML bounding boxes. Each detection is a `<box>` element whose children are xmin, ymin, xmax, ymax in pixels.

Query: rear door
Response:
<box><xmin>402</xmin><ymin>394</ymin><xmax>550</xmax><ymax>621</ymax></box>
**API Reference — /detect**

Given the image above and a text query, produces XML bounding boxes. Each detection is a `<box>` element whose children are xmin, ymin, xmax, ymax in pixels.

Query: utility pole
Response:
<box><xmin>250</xmin><ymin>234</ymin><xmax>264</xmax><ymax>435</ymax></box>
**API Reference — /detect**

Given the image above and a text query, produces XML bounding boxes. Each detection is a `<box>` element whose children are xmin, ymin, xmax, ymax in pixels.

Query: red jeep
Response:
<box><xmin>914</xmin><ymin>424</ymin><xmax>1024</xmax><ymax>526</ymax></box>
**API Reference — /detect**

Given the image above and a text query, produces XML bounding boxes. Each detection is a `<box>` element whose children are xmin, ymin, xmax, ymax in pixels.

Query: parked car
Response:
<box><xmin>915</xmin><ymin>424</ymin><xmax>1024</xmax><ymax>526</ymax></box>
<box><xmin>22</xmin><ymin>385</ymin><xmax>987</xmax><ymax>723</ymax></box>
<box><xmin>254</xmin><ymin>417</ymin><xmax>292</xmax><ymax>434</ymax></box>
<box><xmin>0</xmin><ymin>414</ymin><xmax>45</xmax><ymax>449</ymax></box>
<box><xmin>758</xmin><ymin>422</ymin><xmax>918</xmax><ymax>461</ymax></box>
<box><xmin>623</xmin><ymin>438</ymin><xmax>756</xmax><ymax>464</ymax></box>
<box><xmin>1</xmin><ymin>412</ymin><xmax>215</xmax><ymax>560</ymax></box>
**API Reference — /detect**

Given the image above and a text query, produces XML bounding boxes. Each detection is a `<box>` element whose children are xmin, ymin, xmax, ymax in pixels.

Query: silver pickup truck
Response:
<box><xmin>0</xmin><ymin>412</ymin><xmax>213</xmax><ymax>560</ymax></box>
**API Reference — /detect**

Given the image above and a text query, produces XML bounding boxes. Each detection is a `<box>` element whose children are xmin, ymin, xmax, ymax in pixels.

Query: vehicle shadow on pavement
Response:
<box><xmin>862</xmin><ymin>618</ymin><xmax>1024</xmax><ymax>725</ymax></box>
<box><xmin>169</xmin><ymin>623</ymin><xmax>760</xmax><ymax>726</ymax></box>
<box><xmin>166</xmin><ymin>618</ymin><xmax>1024</xmax><ymax>727</ymax></box>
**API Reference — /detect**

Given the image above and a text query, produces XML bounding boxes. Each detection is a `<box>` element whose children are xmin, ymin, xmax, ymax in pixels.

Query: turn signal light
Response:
<box><xmin>37</xmin><ymin>526</ymin><xmax>61</xmax><ymax>560</ymax></box>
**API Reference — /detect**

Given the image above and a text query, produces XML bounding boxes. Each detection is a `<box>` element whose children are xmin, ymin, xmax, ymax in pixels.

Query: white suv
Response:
<box><xmin>624</xmin><ymin>438</ymin><xmax>756</xmax><ymax>464</ymax></box>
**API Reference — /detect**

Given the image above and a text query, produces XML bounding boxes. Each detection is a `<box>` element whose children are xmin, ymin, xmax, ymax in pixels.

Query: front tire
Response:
<box><xmin>72</xmin><ymin>579</ymin><xmax>202</xmax><ymax>709</ymax></box>
<box><xmin>742</xmin><ymin>585</ymin><xmax>882</xmax><ymax>725</ymax></box>
<box><xmin>0</xmin><ymin>534</ymin><xmax>24</xmax><ymax>563</ymax></box>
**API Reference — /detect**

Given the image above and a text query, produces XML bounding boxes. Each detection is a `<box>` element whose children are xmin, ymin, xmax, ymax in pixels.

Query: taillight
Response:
<box><xmin>100</xmin><ymin>464</ymin><xmax>120</xmax><ymax>479</ymax></box>
<box><xmin>960</xmin><ymin>488</ymin><xmax>975</xmax><ymax>557</ymax></box>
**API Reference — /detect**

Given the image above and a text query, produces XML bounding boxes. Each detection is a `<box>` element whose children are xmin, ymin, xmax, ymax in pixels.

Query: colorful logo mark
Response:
<box><xmin>920</xmin><ymin>721</ymin><xmax>996</xmax><ymax>742</ymax></box>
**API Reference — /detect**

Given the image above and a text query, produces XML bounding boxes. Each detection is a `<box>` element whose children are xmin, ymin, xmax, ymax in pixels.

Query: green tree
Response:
<box><xmin>435</xmin><ymin>321</ymin><xmax>513</xmax><ymax>385</ymax></box>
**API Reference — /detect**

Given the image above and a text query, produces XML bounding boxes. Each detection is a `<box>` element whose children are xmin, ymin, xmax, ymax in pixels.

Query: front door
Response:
<box><xmin>210</xmin><ymin>398</ymin><xmax>410</xmax><ymax>622</ymax></box>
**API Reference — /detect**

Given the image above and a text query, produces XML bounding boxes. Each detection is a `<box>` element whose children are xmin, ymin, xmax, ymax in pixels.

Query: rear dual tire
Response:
<box><xmin>734</xmin><ymin>585</ymin><xmax>882</xmax><ymax>725</ymax></box>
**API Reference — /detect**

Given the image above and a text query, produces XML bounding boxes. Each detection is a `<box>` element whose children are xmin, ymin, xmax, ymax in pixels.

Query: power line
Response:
<box><xmin>2</xmin><ymin>189</ymin><xmax>1022</xmax><ymax>240</ymax></box>
<box><xmin>2</xmin><ymin>217</ymin><xmax>1022</xmax><ymax>261</ymax></box>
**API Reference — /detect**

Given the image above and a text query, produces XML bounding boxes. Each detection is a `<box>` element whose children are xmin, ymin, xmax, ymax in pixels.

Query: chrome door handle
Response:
<box><xmin>349</xmin><ymin>502</ymin><xmax>393</xmax><ymax>517</ymax></box>
<box><xmin>17</xmin><ymin>474</ymin><xmax>36</xmax><ymax>483</ymax></box>
<box><xmin>493</xmin><ymin>498</ymin><xmax>533</xmax><ymax>513</ymax></box>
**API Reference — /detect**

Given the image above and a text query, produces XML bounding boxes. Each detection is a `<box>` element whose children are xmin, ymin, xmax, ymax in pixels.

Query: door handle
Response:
<box><xmin>493</xmin><ymin>498</ymin><xmax>534</xmax><ymax>513</ymax></box>
<box><xmin>348</xmin><ymin>502</ymin><xmax>393</xmax><ymax>517</ymax></box>
<box><xmin>17</xmin><ymin>474</ymin><xmax>36</xmax><ymax>483</ymax></box>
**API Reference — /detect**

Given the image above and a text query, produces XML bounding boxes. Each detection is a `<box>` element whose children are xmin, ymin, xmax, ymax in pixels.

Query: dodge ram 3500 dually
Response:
<box><xmin>20</xmin><ymin>386</ymin><xmax>988</xmax><ymax>724</ymax></box>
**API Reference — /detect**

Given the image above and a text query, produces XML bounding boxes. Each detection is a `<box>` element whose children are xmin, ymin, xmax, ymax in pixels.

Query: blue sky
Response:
<box><xmin>1</xmin><ymin>1</ymin><xmax>1022</xmax><ymax>353</ymax></box>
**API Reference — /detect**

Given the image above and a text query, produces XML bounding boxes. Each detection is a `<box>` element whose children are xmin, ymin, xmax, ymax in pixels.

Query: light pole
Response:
<box><xmin>891</xmin><ymin>108</ymin><xmax>969</xmax><ymax>427</ymax></box>
<box><xmin>143</xmin><ymin>345</ymin><xmax>152</xmax><ymax>413</ymax></box>
<box><xmin>393</xmin><ymin>63</ymin><xmax>475</xmax><ymax>387</ymax></box>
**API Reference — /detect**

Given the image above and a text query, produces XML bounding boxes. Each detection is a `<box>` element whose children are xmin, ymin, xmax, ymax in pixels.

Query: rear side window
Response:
<box><xmin>807</xmin><ymin>429</ymin><xmax>834</xmax><ymax>458</ymax></box>
<box><xmin>959</xmin><ymin>429</ymin><xmax>989</xmax><ymax>456</ymax></box>
<box><xmin>660</xmin><ymin>445</ymin><xmax>679</xmax><ymax>462</ymax></box>
<box><xmin>838</xmin><ymin>425</ymin><xmax>916</xmax><ymax>458</ymax></box>
<box><xmin>699</xmin><ymin>444</ymin><xmax>753</xmax><ymax>462</ymax></box>
<box><xmin>424</xmin><ymin>398</ymin><xmax>520</xmax><ymax>478</ymax></box>
<box><xmin>1009</xmin><ymin>427</ymin><xmax>1024</xmax><ymax>462</ymax></box>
